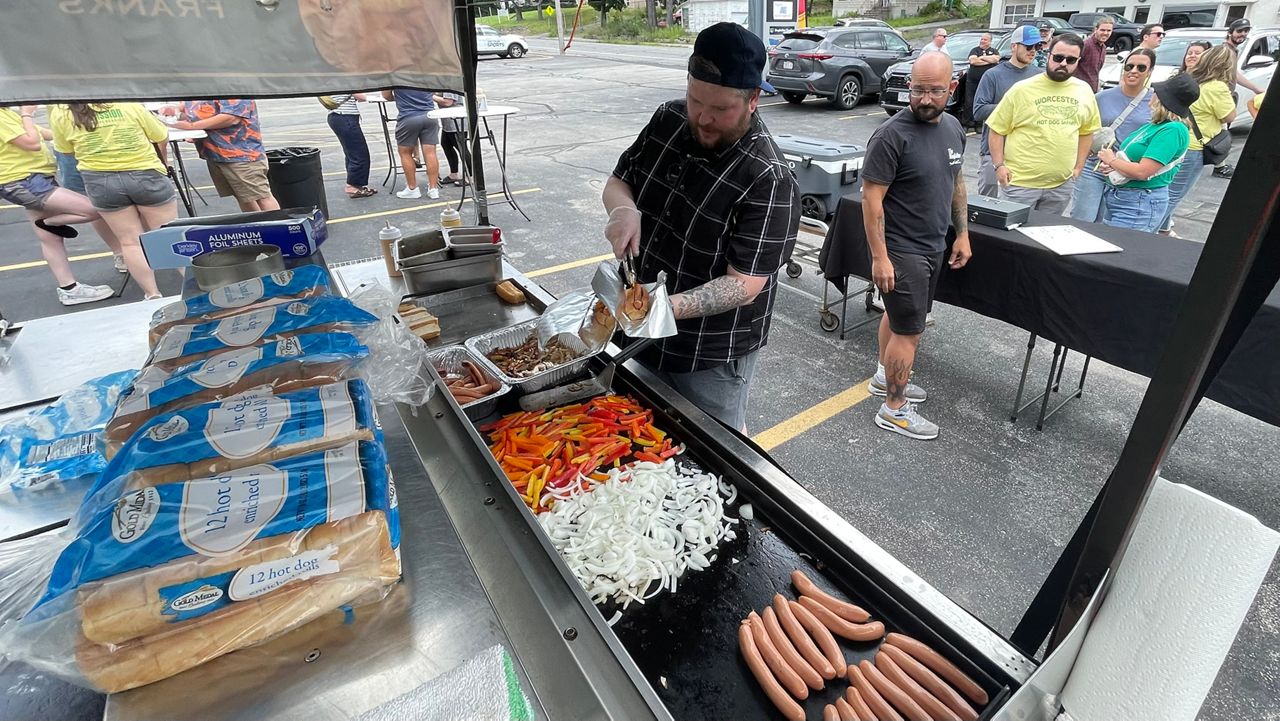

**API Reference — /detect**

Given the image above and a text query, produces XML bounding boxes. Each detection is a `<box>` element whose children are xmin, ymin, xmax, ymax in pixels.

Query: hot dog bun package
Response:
<box><xmin>147</xmin><ymin>296</ymin><xmax>378</xmax><ymax>371</ymax></box>
<box><xmin>1</xmin><ymin>370</ymin><xmax>137</xmax><ymax>501</ymax></box>
<box><xmin>106</xmin><ymin>332</ymin><xmax>370</xmax><ymax>454</ymax></box>
<box><xmin>80</xmin><ymin>380</ymin><xmax>380</xmax><ymax>517</ymax></box>
<box><xmin>0</xmin><ymin>440</ymin><xmax>401</xmax><ymax>693</ymax></box>
<box><xmin>148</xmin><ymin>265</ymin><xmax>332</xmax><ymax>347</ymax></box>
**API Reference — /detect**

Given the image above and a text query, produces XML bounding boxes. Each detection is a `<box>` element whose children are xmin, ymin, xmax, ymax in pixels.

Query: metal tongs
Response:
<box><xmin>518</xmin><ymin>335</ymin><xmax>658</xmax><ymax>412</ymax></box>
<box><xmin>618</xmin><ymin>254</ymin><xmax>638</xmax><ymax>289</ymax></box>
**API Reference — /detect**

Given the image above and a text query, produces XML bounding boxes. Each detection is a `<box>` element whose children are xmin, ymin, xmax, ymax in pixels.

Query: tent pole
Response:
<box><xmin>455</xmin><ymin>0</ymin><xmax>489</xmax><ymax>226</ymax></box>
<box><xmin>1036</xmin><ymin>95</ymin><xmax>1280</xmax><ymax>655</ymax></box>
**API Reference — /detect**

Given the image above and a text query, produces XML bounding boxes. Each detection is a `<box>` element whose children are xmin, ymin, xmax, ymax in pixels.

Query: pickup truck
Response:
<box><xmin>1068</xmin><ymin>12</ymin><xmax>1144</xmax><ymax>51</ymax></box>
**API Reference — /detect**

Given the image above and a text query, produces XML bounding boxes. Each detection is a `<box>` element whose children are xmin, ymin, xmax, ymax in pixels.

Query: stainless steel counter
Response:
<box><xmin>0</xmin><ymin>298</ymin><xmax>168</xmax><ymax>412</ymax></box>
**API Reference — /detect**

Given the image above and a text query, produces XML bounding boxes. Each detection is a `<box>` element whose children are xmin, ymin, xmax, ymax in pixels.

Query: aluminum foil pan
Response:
<box><xmin>590</xmin><ymin>260</ymin><xmax>677</xmax><ymax>339</ymax></box>
<box><xmin>465</xmin><ymin>319</ymin><xmax>604</xmax><ymax>394</ymax></box>
<box><xmin>535</xmin><ymin>288</ymin><xmax>611</xmax><ymax>350</ymax></box>
<box><xmin>426</xmin><ymin>345</ymin><xmax>510</xmax><ymax>421</ymax></box>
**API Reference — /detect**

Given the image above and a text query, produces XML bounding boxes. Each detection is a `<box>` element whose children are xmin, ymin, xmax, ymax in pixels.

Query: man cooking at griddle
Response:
<box><xmin>601</xmin><ymin>22</ymin><xmax>801</xmax><ymax>432</ymax></box>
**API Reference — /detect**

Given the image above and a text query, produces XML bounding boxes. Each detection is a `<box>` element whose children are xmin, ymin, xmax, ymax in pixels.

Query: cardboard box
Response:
<box><xmin>141</xmin><ymin>208</ymin><xmax>327</xmax><ymax>269</ymax></box>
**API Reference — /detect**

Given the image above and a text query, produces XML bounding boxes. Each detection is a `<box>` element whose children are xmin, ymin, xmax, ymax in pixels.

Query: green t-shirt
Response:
<box><xmin>1114</xmin><ymin>121</ymin><xmax>1190</xmax><ymax>189</ymax></box>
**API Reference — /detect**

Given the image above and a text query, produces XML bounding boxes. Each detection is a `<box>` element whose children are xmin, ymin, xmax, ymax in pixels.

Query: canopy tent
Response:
<box><xmin>0</xmin><ymin>0</ymin><xmax>494</xmax><ymax>222</ymax></box>
<box><xmin>0</xmin><ymin>0</ymin><xmax>465</xmax><ymax>102</ymax></box>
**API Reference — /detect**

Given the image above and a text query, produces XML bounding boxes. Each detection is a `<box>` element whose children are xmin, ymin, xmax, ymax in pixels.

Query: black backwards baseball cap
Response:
<box><xmin>689</xmin><ymin>22</ymin><xmax>768</xmax><ymax>90</ymax></box>
<box><xmin>1229</xmin><ymin>18</ymin><xmax>1252</xmax><ymax>32</ymax></box>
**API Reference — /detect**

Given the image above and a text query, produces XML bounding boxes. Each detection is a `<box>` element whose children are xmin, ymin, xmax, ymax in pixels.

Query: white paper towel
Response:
<box><xmin>1061</xmin><ymin>478</ymin><xmax>1279</xmax><ymax>721</ymax></box>
<box><xmin>355</xmin><ymin>644</ymin><xmax>534</xmax><ymax>721</ymax></box>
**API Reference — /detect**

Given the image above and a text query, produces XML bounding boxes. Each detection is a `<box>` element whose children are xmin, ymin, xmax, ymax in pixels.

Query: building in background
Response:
<box><xmin>834</xmin><ymin>0</ymin><xmax>933</xmax><ymax>20</ymax></box>
<box><xmin>989</xmin><ymin>0</ymin><xmax>1277</xmax><ymax>31</ymax></box>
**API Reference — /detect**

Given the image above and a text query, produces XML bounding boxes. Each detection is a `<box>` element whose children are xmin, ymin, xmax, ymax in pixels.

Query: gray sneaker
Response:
<box><xmin>868</xmin><ymin>375</ymin><xmax>927</xmax><ymax>403</ymax></box>
<box><xmin>57</xmin><ymin>283</ymin><xmax>113</xmax><ymax>306</ymax></box>
<box><xmin>875</xmin><ymin>402</ymin><xmax>939</xmax><ymax>440</ymax></box>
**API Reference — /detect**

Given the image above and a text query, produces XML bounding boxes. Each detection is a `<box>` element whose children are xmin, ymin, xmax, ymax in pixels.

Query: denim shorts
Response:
<box><xmin>81</xmin><ymin>169</ymin><xmax>176</xmax><ymax>211</ymax></box>
<box><xmin>0</xmin><ymin>173</ymin><xmax>58</xmax><ymax>210</ymax></box>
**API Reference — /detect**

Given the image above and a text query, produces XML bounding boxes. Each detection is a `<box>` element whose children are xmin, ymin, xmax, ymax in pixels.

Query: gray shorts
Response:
<box><xmin>645</xmin><ymin>351</ymin><xmax>760</xmax><ymax>431</ymax></box>
<box><xmin>395</xmin><ymin>113</ymin><xmax>440</xmax><ymax>148</ymax></box>
<box><xmin>81</xmin><ymin>169</ymin><xmax>175</xmax><ymax>211</ymax></box>
<box><xmin>999</xmin><ymin>180</ymin><xmax>1074</xmax><ymax>216</ymax></box>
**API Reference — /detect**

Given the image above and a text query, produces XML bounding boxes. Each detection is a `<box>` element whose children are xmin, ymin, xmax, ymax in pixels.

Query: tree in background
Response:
<box><xmin>646</xmin><ymin>0</ymin><xmax>657</xmax><ymax>27</ymax></box>
<box><xmin>588</xmin><ymin>0</ymin><xmax>626</xmax><ymax>26</ymax></box>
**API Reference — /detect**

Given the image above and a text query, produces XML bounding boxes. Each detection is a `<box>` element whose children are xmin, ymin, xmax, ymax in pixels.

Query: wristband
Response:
<box><xmin>609</xmin><ymin>206</ymin><xmax>640</xmax><ymax>217</ymax></box>
<box><xmin>20</xmin><ymin>114</ymin><xmax>34</xmax><ymax>119</ymax></box>
<box><xmin>994</xmin><ymin>163</ymin><xmax>1006</xmax><ymax>170</ymax></box>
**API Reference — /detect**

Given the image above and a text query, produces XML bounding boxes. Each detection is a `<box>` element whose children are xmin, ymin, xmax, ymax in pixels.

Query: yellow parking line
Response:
<box><xmin>526</xmin><ymin>252</ymin><xmax>613</xmax><ymax>278</ymax></box>
<box><xmin>0</xmin><ymin>251</ymin><xmax>113</xmax><ymax>273</ymax></box>
<box><xmin>0</xmin><ymin>169</ymin><xmax>350</xmax><ymax>211</ymax></box>
<box><xmin>0</xmin><ymin>188</ymin><xmax>542</xmax><ymax>272</ymax></box>
<box><xmin>753</xmin><ymin>376</ymin><xmax>876</xmax><ymax>451</ymax></box>
<box><xmin>327</xmin><ymin>187</ymin><xmax>541</xmax><ymax>224</ymax></box>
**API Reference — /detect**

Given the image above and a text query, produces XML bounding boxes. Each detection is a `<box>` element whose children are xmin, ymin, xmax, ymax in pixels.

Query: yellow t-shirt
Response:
<box><xmin>986</xmin><ymin>74</ymin><xmax>1103</xmax><ymax>189</ymax></box>
<box><xmin>0</xmin><ymin>108</ymin><xmax>56</xmax><ymax>184</ymax></box>
<box><xmin>1187</xmin><ymin>80</ymin><xmax>1235</xmax><ymax>152</ymax></box>
<box><xmin>50</xmin><ymin>103</ymin><xmax>168</xmax><ymax>173</ymax></box>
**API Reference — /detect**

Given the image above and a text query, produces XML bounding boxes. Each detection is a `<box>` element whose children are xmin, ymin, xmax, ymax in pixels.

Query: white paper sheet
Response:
<box><xmin>1060</xmin><ymin>479</ymin><xmax>1279</xmax><ymax>721</ymax></box>
<box><xmin>1019</xmin><ymin>225</ymin><xmax>1123</xmax><ymax>256</ymax></box>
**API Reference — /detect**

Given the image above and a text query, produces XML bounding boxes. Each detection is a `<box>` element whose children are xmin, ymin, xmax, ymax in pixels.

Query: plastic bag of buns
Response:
<box><xmin>0</xmin><ymin>440</ymin><xmax>400</xmax><ymax>693</ymax></box>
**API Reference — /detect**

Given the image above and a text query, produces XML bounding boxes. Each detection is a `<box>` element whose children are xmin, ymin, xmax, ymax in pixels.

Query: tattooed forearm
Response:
<box><xmin>671</xmin><ymin>275</ymin><xmax>751</xmax><ymax>320</ymax></box>
<box><xmin>950</xmin><ymin>174</ymin><xmax>968</xmax><ymax>236</ymax></box>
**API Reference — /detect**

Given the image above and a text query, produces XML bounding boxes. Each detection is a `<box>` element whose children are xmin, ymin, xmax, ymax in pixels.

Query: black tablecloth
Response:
<box><xmin>818</xmin><ymin>194</ymin><xmax>1280</xmax><ymax>428</ymax></box>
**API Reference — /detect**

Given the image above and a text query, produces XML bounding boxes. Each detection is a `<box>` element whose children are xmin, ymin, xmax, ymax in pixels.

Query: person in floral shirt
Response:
<box><xmin>174</xmin><ymin>99</ymin><xmax>279</xmax><ymax>212</ymax></box>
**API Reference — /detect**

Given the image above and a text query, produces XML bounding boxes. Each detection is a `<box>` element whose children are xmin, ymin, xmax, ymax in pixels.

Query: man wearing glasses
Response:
<box><xmin>971</xmin><ymin>25</ymin><xmax>1044</xmax><ymax>197</ymax></box>
<box><xmin>987</xmin><ymin>34</ymin><xmax>1101</xmax><ymax>214</ymax></box>
<box><xmin>1138</xmin><ymin>24</ymin><xmax>1165</xmax><ymax>51</ymax></box>
<box><xmin>1215</xmin><ymin>18</ymin><xmax>1265</xmax><ymax>179</ymax></box>
<box><xmin>860</xmin><ymin>52</ymin><xmax>971</xmax><ymax>440</ymax></box>
<box><xmin>925</xmin><ymin>28</ymin><xmax>948</xmax><ymax>53</ymax></box>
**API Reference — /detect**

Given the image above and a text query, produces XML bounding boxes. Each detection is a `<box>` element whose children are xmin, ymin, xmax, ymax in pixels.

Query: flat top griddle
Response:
<box><xmin>476</xmin><ymin>389</ymin><xmax>1011</xmax><ymax>721</ymax></box>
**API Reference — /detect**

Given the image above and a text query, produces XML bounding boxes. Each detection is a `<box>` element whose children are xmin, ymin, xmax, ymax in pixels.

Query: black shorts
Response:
<box><xmin>882</xmin><ymin>246</ymin><xmax>944</xmax><ymax>336</ymax></box>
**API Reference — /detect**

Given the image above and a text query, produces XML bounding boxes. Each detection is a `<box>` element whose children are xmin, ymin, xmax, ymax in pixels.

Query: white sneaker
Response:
<box><xmin>58</xmin><ymin>283</ymin><xmax>114</xmax><ymax>306</ymax></box>
<box><xmin>427</xmin><ymin>186</ymin><xmax>440</xmax><ymax>199</ymax></box>
<box><xmin>113</xmin><ymin>255</ymin><xmax>128</xmax><ymax>273</ymax></box>
<box><xmin>396</xmin><ymin>187</ymin><xmax>421</xmax><ymax>199</ymax></box>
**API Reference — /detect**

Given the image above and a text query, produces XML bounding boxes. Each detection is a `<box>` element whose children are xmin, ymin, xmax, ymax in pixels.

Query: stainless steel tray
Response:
<box><xmin>395</xmin><ymin>229</ymin><xmax>446</xmax><ymax>268</ymax></box>
<box><xmin>400</xmin><ymin>247</ymin><xmax>502</xmax><ymax>295</ymax></box>
<box><xmin>465</xmin><ymin>319</ymin><xmax>603</xmax><ymax>394</ymax></box>
<box><xmin>426</xmin><ymin>345</ymin><xmax>510</xmax><ymax>421</ymax></box>
<box><xmin>404</xmin><ymin>280</ymin><xmax>543</xmax><ymax>350</ymax></box>
<box><xmin>443</xmin><ymin>225</ymin><xmax>505</xmax><ymax>256</ymax></box>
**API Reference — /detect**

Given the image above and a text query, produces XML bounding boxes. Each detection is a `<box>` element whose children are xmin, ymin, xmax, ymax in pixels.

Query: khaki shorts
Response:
<box><xmin>206</xmin><ymin>157</ymin><xmax>272</xmax><ymax>202</ymax></box>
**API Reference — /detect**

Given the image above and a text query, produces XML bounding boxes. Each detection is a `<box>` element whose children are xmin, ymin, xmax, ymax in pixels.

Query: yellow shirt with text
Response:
<box><xmin>1186</xmin><ymin>80</ymin><xmax>1234</xmax><ymax>152</ymax></box>
<box><xmin>0</xmin><ymin>109</ymin><xmax>56</xmax><ymax>184</ymax></box>
<box><xmin>986</xmin><ymin>74</ymin><xmax>1102</xmax><ymax>189</ymax></box>
<box><xmin>51</xmin><ymin>103</ymin><xmax>168</xmax><ymax>174</ymax></box>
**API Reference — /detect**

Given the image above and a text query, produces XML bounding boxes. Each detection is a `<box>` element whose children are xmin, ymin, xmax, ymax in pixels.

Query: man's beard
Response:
<box><xmin>912</xmin><ymin>103</ymin><xmax>943</xmax><ymax>122</ymax></box>
<box><xmin>688</xmin><ymin>112</ymin><xmax>751</xmax><ymax>152</ymax></box>
<box><xmin>1046</xmin><ymin>66</ymin><xmax>1074</xmax><ymax>82</ymax></box>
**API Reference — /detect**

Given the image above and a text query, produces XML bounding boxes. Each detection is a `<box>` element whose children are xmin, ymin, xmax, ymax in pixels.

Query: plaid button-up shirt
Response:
<box><xmin>613</xmin><ymin>101</ymin><xmax>800</xmax><ymax>373</ymax></box>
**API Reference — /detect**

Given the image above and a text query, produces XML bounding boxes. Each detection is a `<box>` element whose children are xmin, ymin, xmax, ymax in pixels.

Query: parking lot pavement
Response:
<box><xmin>2</xmin><ymin>40</ymin><xmax>1274</xmax><ymax>718</ymax></box>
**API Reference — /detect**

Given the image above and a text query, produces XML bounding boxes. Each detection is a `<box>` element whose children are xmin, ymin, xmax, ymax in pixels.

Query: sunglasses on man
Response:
<box><xmin>1050</xmin><ymin>53</ymin><xmax>1080</xmax><ymax>65</ymax></box>
<box><xmin>1147</xmin><ymin>31</ymin><xmax>1166</xmax><ymax>37</ymax></box>
<box><xmin>1124</xmin><ymin>62</ymin><xmax>1151</xmax><ymax>71</ymax></box>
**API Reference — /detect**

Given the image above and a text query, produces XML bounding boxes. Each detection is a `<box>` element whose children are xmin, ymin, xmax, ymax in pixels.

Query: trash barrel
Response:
<box><xmin>266</xmin><ymin>147</ymin><xmax>329</xmax><ymax>220</ymax></box>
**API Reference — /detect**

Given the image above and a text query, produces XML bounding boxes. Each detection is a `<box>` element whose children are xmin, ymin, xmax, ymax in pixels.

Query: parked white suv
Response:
<box><xmin>1099</xmin><ymin>27</ymin><xmax>1278</xmax><ymax>129</ymax></box>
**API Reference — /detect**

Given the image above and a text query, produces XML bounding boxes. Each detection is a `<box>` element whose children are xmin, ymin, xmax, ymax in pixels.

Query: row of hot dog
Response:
<box><xmin>741</xmin><ymin>571</ymin><xmax>989</xmax><ymax>721</ymax></box>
